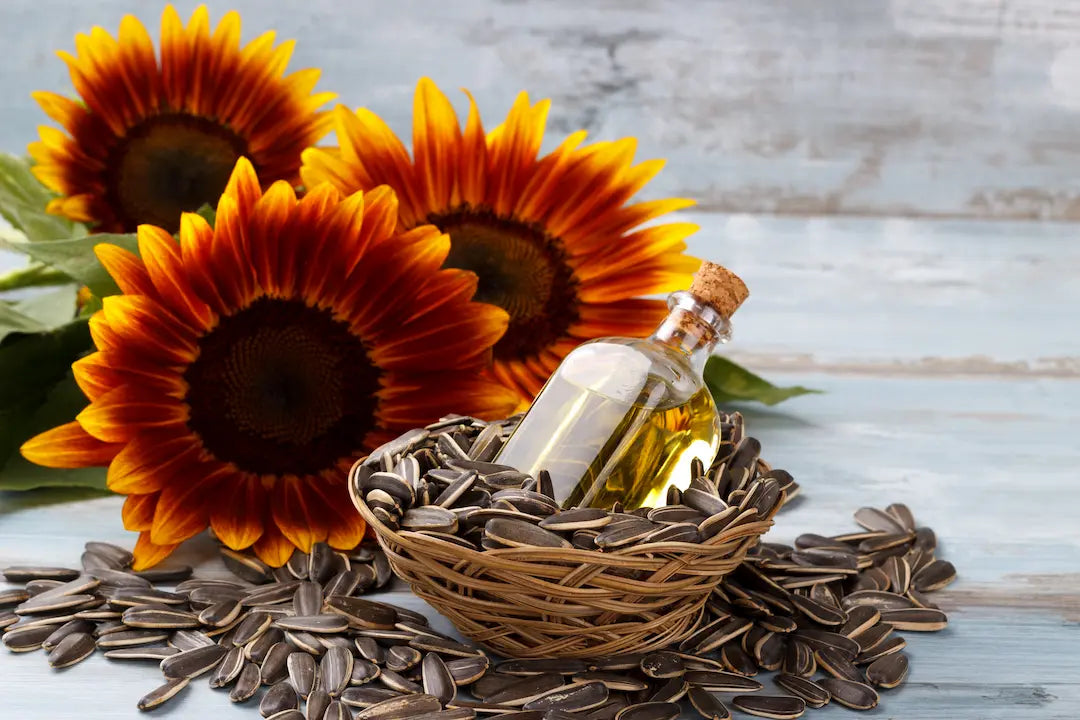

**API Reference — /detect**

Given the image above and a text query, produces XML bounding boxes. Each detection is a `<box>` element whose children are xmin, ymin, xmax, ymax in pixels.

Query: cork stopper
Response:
<box><xmin>689</xmin><ymin>261</ymin><xmax>749</xmax><ymax>318</ymax></box>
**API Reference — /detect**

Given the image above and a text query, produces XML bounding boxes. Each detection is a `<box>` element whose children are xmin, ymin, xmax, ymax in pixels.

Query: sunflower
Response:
<box><xmin>21</xmin><ymin>158</ymin><xmax>518</xmax><ymax>569</ymax></box>
<box><xmin>300</xmin><ymin>78</ymin><xmax>702</xmax><ymax>406</ymax></box>
<box><xmin>29</xmin><ymin>4</ymin><xmax>333</xmax><ymax>234</ymax></box>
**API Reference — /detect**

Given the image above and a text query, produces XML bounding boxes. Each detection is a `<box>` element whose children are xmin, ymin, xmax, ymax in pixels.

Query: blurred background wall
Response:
<box><xmin>3</xmin><ymin>0</ymin><xmax>1080</xmax><ymax>220</ymax></box>
<box><xmin>1</xmin><ymin>0</ymin><xmax>1077</xmax><ymax>375</ymax></box>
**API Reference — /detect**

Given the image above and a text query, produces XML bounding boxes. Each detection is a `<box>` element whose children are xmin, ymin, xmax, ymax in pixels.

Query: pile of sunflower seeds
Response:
<box><xmin>1</xmin><ymin>415</ymin><xmax>955</xmax><ymax>719</ymax></box>
<box><xmin>356</xmin><ymin>412</ymin><xmax>796</xmax><ymax>556</ymax></box>
<box><xmin>0</xmin><ymin>500</ymin><xmax>954</xmax><ymax>719</ymax></box>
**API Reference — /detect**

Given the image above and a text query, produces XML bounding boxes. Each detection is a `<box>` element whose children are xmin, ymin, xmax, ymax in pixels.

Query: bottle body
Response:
<box><xmin>496</xmin><ymin>329</ymin><xmax>722</xmax><ymax>510</ymax></box>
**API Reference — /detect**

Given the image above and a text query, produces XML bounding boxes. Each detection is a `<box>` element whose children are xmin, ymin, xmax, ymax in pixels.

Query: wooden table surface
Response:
<box><xmin>2</xmin><ymin>2</ymin><xmax>1080</xmax><ymax>718</ymax></box>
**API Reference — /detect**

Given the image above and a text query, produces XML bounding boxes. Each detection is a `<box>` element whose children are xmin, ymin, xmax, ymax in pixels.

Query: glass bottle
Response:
<box><xmin>496</xmin><ymin>261</ymin><xmax>748</xmax><ymax>510</ymax></box>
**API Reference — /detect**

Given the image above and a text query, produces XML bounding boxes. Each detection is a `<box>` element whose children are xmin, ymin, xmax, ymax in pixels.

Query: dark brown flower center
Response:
<box><xmin>184</xmin><ymin>298</ymin><xmax>380</xmax><ymax>476</ymax></box>
<box><xmin>107</xmin><ymin>114</ymin><xmax>249</xmax><ymax>233</ymax></box>
<box><xmin>429</xmin><ymin>207</ymin><xmax>580</xmax><ymax>360</ymax></box>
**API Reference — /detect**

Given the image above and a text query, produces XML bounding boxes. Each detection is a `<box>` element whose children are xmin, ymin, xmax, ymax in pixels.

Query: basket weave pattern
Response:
<box><xmin>349</xmin><ymin>462</ymin><xmax>780</xmax><ymax>659</ymax></box>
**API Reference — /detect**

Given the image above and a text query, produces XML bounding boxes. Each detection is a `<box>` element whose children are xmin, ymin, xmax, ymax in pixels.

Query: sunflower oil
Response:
<box><xmin>496</xmin><ymin>261</ymin><xmax>749</xmax><ymax>510</ymax></box>
<box><xmin>497</xmin><ymin>339</ymin><xmax>721</xmax><ymax>509</ymax></box>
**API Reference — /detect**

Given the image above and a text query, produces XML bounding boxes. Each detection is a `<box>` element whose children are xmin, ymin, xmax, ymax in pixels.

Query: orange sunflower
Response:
<box><xmin>21</xmin><ymin>158</ymin><xmax>518</xmax><ymax>569</ymax></box>
<box><xmin>29</xmin><ymin>4</ymin><xmax>333</xmax><ymax>234</ymax></box>
<box><xmin>300</xmin><ymin>78</ymin><xmax>702</xmax><ymax>406</ymax></box>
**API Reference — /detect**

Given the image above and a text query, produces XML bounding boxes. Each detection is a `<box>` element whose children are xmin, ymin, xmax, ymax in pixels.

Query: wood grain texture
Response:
<box><xmin>2</xmin><ymin>368</ymin><xmax>1078</xmax><ymax>718</ymax></box>
<box><xmin>4</xmin><ymin>0</ymin><xmax>1080</xmax><ymax>219</ymax></box>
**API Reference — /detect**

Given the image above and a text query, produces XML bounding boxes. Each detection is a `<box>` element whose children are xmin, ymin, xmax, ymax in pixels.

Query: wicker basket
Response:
<box><xmin>348</xmin><ymin>457</ymin><xmax>781</xmax><ymax>659</ymax></box>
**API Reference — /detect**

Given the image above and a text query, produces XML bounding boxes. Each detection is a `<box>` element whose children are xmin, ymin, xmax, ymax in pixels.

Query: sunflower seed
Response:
<box><xmin>573</xmin><ymin>672</ymin><xmax>649</xmax><ymax>692</ymax></box>
<box><xmin>484</xmin><ymin>518</ymin><xmax>571</xmax><ymax>549</ymax></box>
<box><xmin>247</xmin><ymin>627</ymin><xmax>285</xmax><ymax>663</ymax></box>
<box><xmin>814</xmin><ymin>648</ymin><xmax>862</xmax><ymax>682</ymax></box>
<box><xmin>309</xmin><ymin>543</ymin><xmax>340</xmax><ymax>585</ymax></box>
<box><xmin>523</xmin><ymin>681</ymin><xmax>609</xmax><ymax>712</ymax></box>
<box><xmin>137</xmin><ymin>676</ymin><xmax>189</xmax><ymax>710</ymax></box>
<box><xmin>680</xmin><ymin>488</ymin><xmax>730</xmax><ymax>518</ymax></box>
<box><xmin>853</xmin><ymin>507</ymin><xmax>905</xmax><ymax>534</ymax></box>
<box><xmin>171</xmin><ymin>629</ymin><xmax>214</xmax><ymax>650</ymax></box>
<box><xmin>879</xmin><ymin>608</ymin><xmax>948</xmax><ymax>631</ymax></box>
<box><xmin>230</xmin><ymin>662</ymin><xmax>263</xmax><ymax>702</ymax></box>
<box><xmin>446</xmin><ymin>655</ymin><xmax>489</xmax><ymax>685</ymax></box>
<box><xmin>247</xmin><ymin>581</ymin><xmax>304</xmax><ymax>607</ymax></box>
<box><xmin>839</xmin><ymin>606</ymin><xmax>880</xmax><ymax>638</ymax></box>
<box><xmin>355</xmin><ymin>636</ymin><xmax>386</xmax><ymax>664</ymax></box>
<box><xmin>913</xmin><ymin>559</ymin><xmax>956</xmax><ymax>592</ymax></box>
<box><xmin>719</xmin><ymin>643</ymin><xmax>758</xmax><ymax>676</ymax></box>
<box><xmin>841</xmin><ymin>590</ymin><xmax>915</xmax><ymax>612</ymax></box>
<box><xmin>323</xmin><ymin>569</ymin><xmax>363</xmax><ymax>599</ymax></box>
<box><xmin>408</xmin><ymin>635</ymin><xmax>481</xmax><ymax>658</ymax></box>
<box><xmin>790</xmin><ymin>594</ymin><xmax>847</xmax><ymax>626</ymax></box>
<box><xmin>687</xmin><ymin>616</ymin><xmax>754</xmax><ymax>654</ymax></box>
<box><xmin>882</xmin><ymin>556</ymin><xmax>911</xmax><ymax>594</ymax></box>
<box><xmin>103</xmin><ymin>645</ymin><xmax>180</xmax><ymax>660</ymax></box>
<box><xmin>485</xmin><ymin>673</ymin><xmax>565</xmax><ymax>706</ymax></box>
<box><xmin>324</xmin><ymin>596</ymin><xmax>398</xmax><ymax>629</ymax></box>
<box><xmin>378</xmin><ymin>667</ymin><xmax>422</xmax><ymax>694</ymax></box>
<box><xmin>208</xmin><ymin>645</ymin><xmax>246</xmax><ymax>687</ymax></box>
<box><xmin>42</xmin><ymin>618</ymin><xmax>95</xmax><ymax>650</ymax></box>
<box><xmin>687</xmin><ymin>687</ymin><xmax>731</xmax><ymax>719</ymax></box>
<box><xmin>46</xmin><ymin>631</ymin><xmax>96</xmax><ymax>668</ymax></box>
<box><xmin>274</xmin><ymin>614</ymin><xmax>350</xmax><ymax>634</ymax></box>
<box><xmin>319</xmin><ymin>645</ymin><xmax>353</xmax><ymax>697</ymax></box>
<box><xmin>340</xmin><ymin>687</ymin><xmax>403</xmax><ymax>708</ymax></box>
<box><xmin>0</xmin><ymin>589</ymin><xmax>31</xmax><ymax>607</ymax></box>
<box><xmin>2</xmin><ymin>566</ymin><xmax>80</xmax><ymax>582</ymax></box>
<box><xmin>293</xmin><ymin>581</ymin><xmax>323</xmax><ymax>617</ymax></box>
<box><xmin>122</xmin><ymin>606</ymin><xmax>200</xmax><ymax>629</ymax></box>
<box><xmin>386</xmin><ymin>644</ymin><xmax>422</xmax><ymax>672</ymax></box>
<box><xmin>218</xmin><ymin>548</ymin><xmax>271</xmax><ymax>583</ymax></box>
<box><xmin>855</xmin><ymin>635</ymin><xmax>907</xmax><ymax>664</ymax></box>
<box><xmin>684</xmin><ymin>670</ymin><xmax>764</xmax><ymax>692</ymax></box>
<box><xmin>286</xmin><ymin>650</ymin><xmax>317</xmax><ymax>696</ymax></box>
<box><xmin>731</xmin><ymin>695</ymin><xmax>806</xmax><ymax>719</ymax></box>
<box><xmin>640</xmin><ymin>651</ymin><xmax>684</xmax><ymax>679</ymax></box>
<box><xmin>538</xmin><ymin>508</ymin><xmax>612</xmax><ymax>531</ymax></box>
<box><xmin>320</xmin><ymin>700</ymin><xmax>351</xmax><ymax>720</ymax></box>
<box><xmin>354</xmin><ymin>693</ymin><xmax>442</xmax><ymax>719</ymax></box>
<box><xmin>96</xmin><ymin>629</ymin><xmax>170</xmax><ymax>648</ymax></box>
<box><xmin>261</xmin><ymin>681</ymin><xmax>300</xmax><ymax>717</ymax></box>
<box><xmin>307</xmin><ymin>690</ymin><xmax>333</xmax><ymax>720</ymax></box>
<box><xmin>596</xmin><ymin>520</ymin><xmax>658</xmax><ymax>548</ymax></box>
<box><xmin>14</xmin><ymin>592</ymin><xmax>96</xmax><ymax>616</ymax></box>
<box><xmin>198</xmin><ymin>598</ymin><xmax>243</xmax><ymax>627</ymax></box>
<box><xmin>266</xmin><ymin>711</ymin><xmax>305</xmax><ymax>720</ymax></box>
<box><xmin>774</xmin><ymin>674</ymin><xmax>830</xmax><ymax>708</ymax></box>
<box><xmin>161</xmin><ymin>643</ymin><xmax>227</xmax><ymax>679</ymax></box>
<box><xmin>614</xmin><ymin>702</ymin><xmax>681</xmax><ymax>720</ymax></box>
<box><xmin>865</xmin><ymin>652</ymin><xmax>909</xmax><ymax>688</ymax></box>
<box><xmin>817</xmin><ymin>677</ymin><xmax>879</xmax><ymax>710</ymax></box>
<box><xmin>261</xmin><ymin>641</ymin><xmax>293</xmax><ymax>684</ymax></box>
<box><xmin>793</xmin><ymin>629</ymin><xmax>861</xmax><ymax>658</ymax></box>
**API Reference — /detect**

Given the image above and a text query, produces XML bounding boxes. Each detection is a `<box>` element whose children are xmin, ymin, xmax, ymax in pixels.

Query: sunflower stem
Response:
<box><xmin>0</xmin><ymin>264</ymin><xmax>72</xmax><ymax>292</ymax></box>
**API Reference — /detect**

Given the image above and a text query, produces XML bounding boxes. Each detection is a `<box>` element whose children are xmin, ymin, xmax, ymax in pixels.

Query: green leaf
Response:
<box><xmin>0</xmin><ymin>485</ymin><xmax>113</xmax><ymax>512</ymax></box>
<box><xmin>0</xmin><ymin>232</ymin><xmax>139</xmax><ymax>298</ymax></box>
<box><xmin>0</xmin><ymin>319</ymin><xmax>97</xmax><ymax>490</ymax></box>
<box><xmin>195</xmin><ymin>203</ymin><xmax>217</xmax><ymax>228</ymax></box>
<box><xmin>12</xmin><ymin>286</ymin><xmax>80</xmax><ymax>327</ymax></box>
<box><xmin>0</xmin><ymin>286</ymin><xmax>79</xmax><ymax>342</ymax></box>
<box><xmin>704</xmin><ymin>355</ymin><xmax>821</xmax><ymax>407</ymax></box>
<box><xmin>0</xmin><ymin>262</ymin><xmax>73</xmax><ymax>292</ymax></box>
<box><xmin>0</xmin><ymin>153</ymin><xmax>86</xmax><ymax>242</ymax></box>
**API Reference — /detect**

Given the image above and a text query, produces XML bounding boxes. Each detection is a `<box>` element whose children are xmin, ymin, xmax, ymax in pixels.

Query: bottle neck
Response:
<box><xmin>650</xmin><ymin>290</ymin><xmax>732</xmax><ymax>374</ymax></box>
